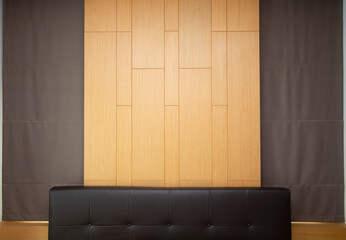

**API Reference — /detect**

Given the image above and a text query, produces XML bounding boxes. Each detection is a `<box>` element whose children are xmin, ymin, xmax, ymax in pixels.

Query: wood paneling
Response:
<box><xmin>132</xmin><ymin>0</ymin><xmax>164</xmax><ymax>68</ymax></box>
<box><xmin>1</xmin><ymin>222</ymin><xmax>345</xmax><ymax>240</ymax></box>
<box><xmin>212</xmin><ymin>32</ymin><xmax>227</xmax><ymax>105</ymax></box>
<box><xmin>117</xmin><ymin>0</ymin><xmax>131</xmax><ymax>31</ymax></box>
<box><xmin>84</xmin><ymin>33</ymin><xmax>117</xmax><ymax>184</ymax></box>
<box><xmin>165</xmin><ymin>32</ymin><xmax>179</xmax><ymax>105</ymax></box>
<box><xmin>179</xmin><ymin>0</ymin><xmax>211</xmax><ymax>68</ymax></box>
<box><xmin>212</xmin><ymin>106</ymin><xmax>228</xmax><ymax>186</ymax></box>
<box><xmin>165</xmin><ymin>106</ymin><xmax>180</xmax><ymax>187</ymax></box>
<box><xmin>165</xmin><ymin>0</ymin><xmax>179</xmax><ymax>31</ymax></box>
<box><xmin>116</xmin><ymin>106</ymin><xmax>132</xmax><ymax>186</ymax></box>
<box><xmin>117</xmin><ymin>32</ymin><xmax>132</xmax><ymax>105</ymax></box>
<box><xmin>227</xmin><ymin>0</ymin><xmax>259</xmax><ymax>31</ymax></box>
<box><xmin>132</xmin><ymin>70</ymin><xmax>165</xmax><ymax>182</ymax></box>
<box><xmin>84</xmin><ymin>0</ymin><xmax>260</xmax><ymax>188</ymax></box>
<box><xmin>212</xmin><ymin>0</ymin><xmax>227</xmax><ymax>31</ymax></box>
<box><xmin>180</xmin><ymin>69</ymin><xmax>212</xmax><ymax>182</ymax></box>
<box><xmin>227</xmin><ymin>32</ymin><xmax>260</xmax><ymax>186</ymax></box>
<box><xmin>85</xmin><ymin>0</ymin><xmax>117</xmax><ymax>32</ymax></box>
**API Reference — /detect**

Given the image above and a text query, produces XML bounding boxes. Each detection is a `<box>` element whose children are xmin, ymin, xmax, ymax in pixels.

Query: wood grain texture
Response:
<box><xmin>165</xmin><ymin>0</ymin><xmax>179</xmax><ymax>31</ymax></box>
<box><xmin>117</xmin><ymin>0</ymin><xmax>131</xmax><ymax>31</ymax></box>
<box><xmin>117</xmin><ymin>32</ymin><xmax>132</xmax><ymax>105</ymax></box>
<box><xmin>179</xmin><ymin>0</ymin><xmax>211</xmax><ymax>68</ymax></box>
<box><xmin>84</xmin><ymin>180</ymin><xmax>117</xmax><ymax>186</ymax></box>
<box><xmin>212</xmin><ymin>32</ymin><xmax>227</xmax><ymax>105</ymax></box>
<box><xmin>84</xmin><ymin>0</ymin><xmax>260</xmax><ymax>188</ymax></box>
<box><xmin>212</xmin><ymin>106</ymin><xmax>228</xmax><ymax>186</ymax></box>
<box><xmin>84</xmin><ymin>33</ymin><xmax>117</xmax><ymax>183</ymax></box>
<box><xmin>165</xmin><ymin>106</ymin><xmax>180</xmax><ymax>187</ymax></box>
<box><xmin>165</xmin><ymin>32</ymin><xmax>179</xmax><ymax>105</ymax></box>
<box><xmin>132</xmin><ymin>70</ymin><xmax>165</xmax><ymax>182</ymax></box>
<box><xmin>85</xmin><ymin>0</ymin><xmax>117</xmax><ymax>31</ymax></box>
<box><xmin>180</xmin><ymin>69</ymin><xmax>212</xmax><ymax>182</ymax></box>
<box><xmin>1</xmin><ymin>222</ymin><xmax>345</xmax><ymax>240</ymax></box>
<box><xmin>227</xmin><ymin>32</ymin><xmax>260</xmax><ymax>186</ymax></box>
<box><xmin>132</xmin><ymin>0</ymin><xmax>164</xmax><ymax>68</ymax></box>
<box><xmin>0</xmin><ymin>222</ymin><xmax>48</xmax><ymax>240</ymax></box>
<box><xmin>227</xmin><ymin>0</ymin><xmax>259</xmax><ymax>31</ymax></box>
<box><xmin>212</xmin><ymin>0</ymin><xmax>226</xmax><ymax>31</ymax></box>
<box><xmin>292</xmin><ymin>223</ymin><xmax>346</xmax><ymax>240</ymax></box>
<box><xmin>116</xmin><ymin>106</ymin><xmax>132</xmax><ymax>186</ymax></box>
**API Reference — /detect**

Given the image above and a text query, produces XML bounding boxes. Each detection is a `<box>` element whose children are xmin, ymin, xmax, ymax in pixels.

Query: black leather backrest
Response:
<box><xmin>49</xmin><ymin>187</ymin><xmax>291</xmax><ymax>240</ymax></box>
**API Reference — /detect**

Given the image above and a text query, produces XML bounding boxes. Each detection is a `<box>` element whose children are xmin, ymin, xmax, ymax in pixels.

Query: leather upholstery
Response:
<box><xmin>49</xmin><ymin>187</ymin><xmax>291</xmax><ymax>240</ymax></box>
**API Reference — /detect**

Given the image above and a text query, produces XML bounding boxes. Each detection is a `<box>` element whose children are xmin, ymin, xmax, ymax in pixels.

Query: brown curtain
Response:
<box><xmin>260</xmin><ymin>0</ymin><xmax>344</xmax><ymax>222</ymax></box>
<box><xmin>2</xmin><ymin>0</ymin><xmax>84</xmax><ymax>220</ymax></box>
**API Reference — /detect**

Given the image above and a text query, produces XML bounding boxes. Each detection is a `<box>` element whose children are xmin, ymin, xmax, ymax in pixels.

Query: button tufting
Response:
<box><xmin>128</xmin><ymin>223</ymin><xmax>132</xmax><ymax>226</ymax></box>
<box><xmin>207</xmin><ymin>224</ymin><xmax>210</xmax><ymax>227</ymax></box>
<box><xmin>247</xmin><ymin>223</ymin><xmax>250</xmax><ymax>227</ymax></box>
<box><xmin>168</xmin><ymin>223</ymin><xmax>171</xmax><ymax>226</ymax></box>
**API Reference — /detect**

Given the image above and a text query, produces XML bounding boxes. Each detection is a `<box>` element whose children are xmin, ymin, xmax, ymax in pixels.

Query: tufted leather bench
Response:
<box><xmin>49</xmin><ymin>187</ymin><xmax>291</xmax><ymax>240</ymax></box>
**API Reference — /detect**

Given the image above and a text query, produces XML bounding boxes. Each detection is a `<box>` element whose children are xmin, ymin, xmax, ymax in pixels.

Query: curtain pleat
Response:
<box><xmin>2</xmin><ymin>0</ymin><xmax>84</xmax><ymax>220</ymax></box>
<box><xmin>260</xmin><ymin>0</ymin><xmax>344</xmax><ymax>222</ymax></box>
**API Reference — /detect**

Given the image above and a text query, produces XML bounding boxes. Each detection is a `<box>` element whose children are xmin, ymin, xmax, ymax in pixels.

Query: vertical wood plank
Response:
<box><xmin>165</xmin><ymin>32</ymin><xmax>179</xmax><ymax>105</ymax></box>
<box><xmin>180</xmin><ymin>69</ymin><xmax>212</xmax><ymax>182</ymax></box>
<box><xmin>132</xmin><ymin>70</ymin><xmax>165</xmax><ymax>182</ymax></box>
<box><xmin>85</xmin><ymin>0</ymin><xmax>117</xmax><ymax>31</ymax></box>
<box><xmin>165</xmin><ymin>106</ymin><xmax>180</xmax><ymax>187</ymax></box>
<box><xmin>212</xmin><ymin>0</ymin><xmax>226</xmax><ymax>31</ymax></box>
<box><xmin>212</xmin><ymin>32</ymin><xmax>227</xmax><ymax>105</ymax></box>
<box><xmin>227</xmin><ymin>32</ymin><xmax>260</xmax><ymax>186</ymax></box>
<box><xmin>117</xmin><ymin>0</ymin><xmax>132</xmax><ymax>31</ymax></box>
<box><xmin>117</xmin><ymin>32</ymin><xmax>132</xmax><ymax>105</ymax></box>
<box><xmin>84</xmin><ymin>33</ymin><xmax>117</xmax><ymax>183</ymax></box>
<box><xmin>132</xmin><ymin>0</ymin><xmax>164</xmax><ymax>68</ymax></box>
<box><xmin>165</xmin><ymin>0</ymin><xmax>179</xmax><ymax>31</ymax></box>
<box><xmin>179</xmin><ymin>0</ymin><xmax>211</xmax><ymax>68</ymax></box>
<box><xmin>212</xmin><ymin>106</ymin><xmax>228</xmax><ymax>186</ymax></box>
<box><xmin>117</xmin><ymin>106</ymin><xmax>132</xmax><ymax>186</ymax></box>
<box><xmin>227</xmin><ymin>0</ymin><xmax>259</xmax><ymax>31</ymax></box>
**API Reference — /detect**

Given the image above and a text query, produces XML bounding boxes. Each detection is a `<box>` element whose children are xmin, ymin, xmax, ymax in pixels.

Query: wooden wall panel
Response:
<box><xmin>165</xmin><ymin>32</ymin><xmax>179</xmax><ymax>105</ymax></box>
<box><xmin>212</xmin><ymin>0</ymin><xmax>227</xmax><ymax>31</ymax></box>
<box><xmin>84</xmin><ymin>33</ymin><xmax>117</xmax><ymax>184</ymax></box>
<box><xmin>165</xmin><ymin>0</ymin><xmax>179</xmax><ymax>31</ymax></box>
<box><xmin>117</xmin><ymin>32</ymin><xmax>132</xmax><ymax>105</ymax></box>
<box><xmin>85</xmin><ymin>0</ymin><xmax>117</xmax><ymax>32</ymax></box>
<box><xmin>212</xmin><ymin>32</ymin><xmax>227</xmax><ymax>105</ymax></box>
<box><xmin>180</xmin><ymin>69</ymin><xmax>212</xmax><ymax>182</ymax></box>
<box><xmin>164</xmin><ymin>106</ymin><xmax>180</xmax><ymax>187</ymax></box>
<box><xmin>212</xmin><ymin>106</ymin><xmax>228</xmax><ymax>186</ymax></box>
<box><xmin>227</xmin><ymin>32</ymin><xmax>260</xmax><ymax>186</ymax></box>
<box><xmin>117</xmin><ymin>0</ymin><xmax>131</xmax><ymax>31</ymax></box>
<box><xmin>132</xmin><ymin>70</ymin><xmax>165</xmax><ymax>182</ymax></box>
<box><xmin>227</xmin><ymin>0</ymin><xmax>259</xmax><ymax>31</ymax></box>
<box><xmin>116</xmin><ymin>107</ymin><xmax>132</xmax><ymax>186</ymax></box>
<box><xmin>84</xmin><ymin>0</ymin><xmax>260</xmax><ymax>188</ymax></box>
<box><xmin>132</xmin><ymin>0</ymin><xmax>164</xmax><ymax>68</ymax></box>
<box><xmin>179</xmin><ymin>0</ymin><xmax>211</xmax><ymax>68</ymax></box>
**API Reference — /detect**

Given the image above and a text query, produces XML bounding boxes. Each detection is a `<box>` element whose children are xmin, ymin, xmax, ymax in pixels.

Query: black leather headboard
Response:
<box><xmin>49</xmin><ymin>187</ymin><xmax>291</xmax><ymax>240</ymax></box>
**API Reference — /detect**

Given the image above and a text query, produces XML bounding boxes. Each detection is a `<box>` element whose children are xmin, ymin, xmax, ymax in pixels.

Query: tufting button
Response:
<box><xmin>247</xmin><ymin>223</ymin><xmax>250</xmax><ymax>227</ymax></box>
<box><xmin>207</xmin><ymin>224</ymin><xmax>210</xmax><ymax>227</ymax></box>
<box><xmin>128</xmin><ymin>223</ymin><xmax>132</xmax><ymax>226</ymax></box>
<box><xmin>168</xmin><ymin>223</ymin><xmax>171</xmax><ymax>226</ymax></box>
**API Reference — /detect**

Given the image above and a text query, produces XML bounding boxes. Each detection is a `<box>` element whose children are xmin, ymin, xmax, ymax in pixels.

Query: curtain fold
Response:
<box><xmin>2</xmin><ymin>0</ymin><xmax>84</xmax><ymax>220</ymax></box>
<box><xmin>260</xmin><ymin>0</ymin><xmax>344</xmax><ymax>222</ymax></box>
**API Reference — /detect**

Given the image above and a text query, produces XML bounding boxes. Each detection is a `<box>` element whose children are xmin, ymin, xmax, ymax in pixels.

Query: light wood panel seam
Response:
<box><xmin>131</xmin><ymin>0</ymin><xmax>133</xmax><ymax>186</ymax></box>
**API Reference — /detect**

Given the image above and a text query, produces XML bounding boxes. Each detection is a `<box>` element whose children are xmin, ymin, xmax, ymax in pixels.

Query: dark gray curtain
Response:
<box><xmin>2</xmin><ymin>0</ymin><xmax>84</xmax><ymax>220</ymax></box>
<box><xmin>260</xmin><ymin>0</ymin><xmax>344</xmax><ymax>222</ymax></box>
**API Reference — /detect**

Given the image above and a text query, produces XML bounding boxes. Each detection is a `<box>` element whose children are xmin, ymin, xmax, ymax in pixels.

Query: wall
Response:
<box><xmin>84</xmin><ymin>0</ymin><xmax>261</xmax><ymax>187</ymax></box>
